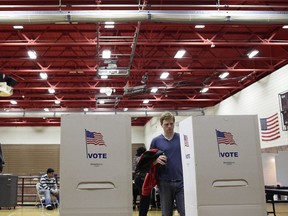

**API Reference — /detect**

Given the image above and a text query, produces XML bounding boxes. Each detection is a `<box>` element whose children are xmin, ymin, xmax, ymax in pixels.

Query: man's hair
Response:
<box><xmin>47</xmin><ymin>168</ymin><xmax>54</xmax><ymax>174</ymax></box>
<box><xmin>160</xmin><ymin>112</ymin><xmax>175</xmax><ymax>125</ymax></box>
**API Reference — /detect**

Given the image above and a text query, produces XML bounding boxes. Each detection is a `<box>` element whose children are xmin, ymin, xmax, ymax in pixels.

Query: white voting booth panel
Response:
<box><xmin>60</xmin><ymin>114</ymin><xmax>132</xmax><ymax>216</ymax></box>
<box><xmin>179</xmin><ymin>115</ymin><xmax>266</xmax><ymax>216</ymax></box>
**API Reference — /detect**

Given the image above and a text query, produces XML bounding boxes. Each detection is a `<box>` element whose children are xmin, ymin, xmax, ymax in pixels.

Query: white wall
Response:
<box><xmin>0</xmin><ymin>125</ymin><xmax>145</xmax><ymax>145</ymax></box>
<box><xmin>212</xmin><ymin>64</ymin><xmax>288</xmax><ymax>148</ymax></box>
<box><xmin>261</xmin><ymin>153</ymin><xmax>277</xmax><ymax>185</ymax></box>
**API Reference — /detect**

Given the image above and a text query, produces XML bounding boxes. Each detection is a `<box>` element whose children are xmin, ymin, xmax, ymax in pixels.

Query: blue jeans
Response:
<box><xmin>39</xmin><ymin>189</ymin><xmax>52</xmax><ymax>206</ymax></box>
<box><xmin>158</xmin><ymin>180</ymin><xmax>185</xmax><ymax>216</ymax></box>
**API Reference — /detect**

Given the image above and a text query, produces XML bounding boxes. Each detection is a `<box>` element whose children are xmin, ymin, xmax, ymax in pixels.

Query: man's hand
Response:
<box><xmin>153</xmin><ymin>155</ymin><xmax>167</xmax><ymax>166</ymax></box>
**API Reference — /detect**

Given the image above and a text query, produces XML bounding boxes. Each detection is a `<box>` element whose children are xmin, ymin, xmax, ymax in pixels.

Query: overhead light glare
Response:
<box><xmin>195</xmin><ymin>25</ymin><xmax>205</xmax><ymax>28</ymax></box>
<box><xmin>10</xmin><ymin>99</ymin><xmax>17</xmax><ymax>105</ymax></box>
<box><xmin>39</xmin><ymin>72</ymin><xmax>48</xmax><ymax>80</ymax></box>
<box><xmin>200</xmin><ymin>87</ymin><xmax>209</xmax><ymax>93</ymax></box>
<box><xmin>54</xmin><ymin>100</ymin><xmax>61</xmax><ymax>105</ymax></box>
<box><xmin>151</xmin><ymin>88</ymin><xmax>158</xmax><ymax>93</ymax></box>
<box><xmin>27</xmin><ymin>50</ymin><xmax>37</xmax><ymax>59</ymax></box>
<box><xmin>282</xmin><ymin>25</ymin><xmax>288</xmax><ymax>29</ymax></box>
<box><xmin>143</xmin><ymin>99</ymin><xmax>149</xmax><ymax>104</ymax></box>
<box><xmin>174</xmin><ymin>49</ymin><xmax>186</xmax><ymax>58</ymax></box>
<box><xmin>247</xmin><ymin>50</ymin><xmax>259</xmax><ymax>58</ymax></box>
<box><xmin>160</xmin><ymin>72</ymin><xmax>169</xmax><ymax>79</ymax></box>
<box><xmin>219</xmin><ymin>72</ymin><xmax>229</xmax><ymax>79</ymax></box>
<box><xmin>102</xmin><ymin>50</ymin><xmax>111</xmax><ymax>59</ymax></box>
<box><xmin>48</xmin><ymin>88</ymin><xmax>55</xmax><ymax>94</ymax></box>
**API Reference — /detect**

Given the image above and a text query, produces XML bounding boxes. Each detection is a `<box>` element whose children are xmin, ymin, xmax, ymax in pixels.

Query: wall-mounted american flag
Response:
<box><xmin>260</xmin><ymin>113</ymin><xmax>280</xmax><ymax>142</ymax></box>
<box><xmin>85</xmin><ymin>129</ymin><xmax>106</xmax><ymax>146</ymax></box>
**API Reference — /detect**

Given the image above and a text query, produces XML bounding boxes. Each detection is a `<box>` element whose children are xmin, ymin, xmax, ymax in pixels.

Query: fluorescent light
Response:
<box><xmin>105</xmin><ymin>25</ymin><xmax>114</xmax><ymax>28</ymax></box>
<box><xmin>13</xmin><ymin>25</ymin><xmax>23</xmax><ymax>29</ymax></box>
<box><xmin>83</xmin><ymin>108</ymin><xmax>89</xmax><ymax>112</ymax></box>
<box><xmin>98</xmin><ymin>100</ymin><xmax>105</xmax><ymax>104</ymax></box>
<box><xmin>101</xmin><ymin>75</ymin><xmax>108</xmax><ymax>79</ymax></box>
<box><xmin>160</xmin><ymin>72</ymin><xmax>169</xmax><ymax>79</ymax></box>
<box><xmin>39</xmin><ymin>72</ymin><xmax>48</xmax><ymax>80</ymax></box>
<box><xmin>143</xmin><ymin>99</ymin><xmax>149</xmax><ymax>104</ymax></box>
<box><xmin>102</xmin><ymin>50</ymin><xmax>111</xmax><ymax>59</ymax></box>
<box><xmin>54</xmin><ymin>100</ymin><xmax>61</xmax><ymax>105</ymax></box>
<box><xmin>123</xmin><ymin>107</ymin><xmax>128</xmax><ymax>112</ymax></box>
<box><xmin>174</xmin><ymin>50</ymin><xmax>186</xmax><ymax>58</ymax></box>
<box><xmin>151</xmin><ymin>88</ymin><xmax>158</xmax><ymax>93</ymax></box>
<box><xmin>200</xmin><ymin>87</ymin><xmax>209</xmax><ymax>93</ymax></box>
<box><xmin>10</xmin><ymin>100</ymin><xmax>17</xmax><ymax>105</ymax></box>
<box><xmin>195</xmin><ymin>25</ymin><xmax>205</xmax><ymax>28</ymax></box>
<box><xmin>283</xmin><ymin>25</ymin><xmax>288</xmax><ymax>29</ymax></box>
<box><xmin>100</xmin><ymin>88</ymin><xmax>106</xmax><ymax>93</ymax></box>
<box><xmin>27</xmin><ymin>50</ymin><xmax>37</xmax><ymax>59</ymax></box>
<box><xmin>247</xmin><ymin>50</ymin><xmax>259</xmax><ymax>58</ymax></box>
<box><xmin>48</xmin><ymin>88</ymin><xmax>55</xmax><ymax>94</ymax></box>
<box><xmin>219</xmin><ymin>72</ymin><xmax>229</xmax><ymax>79</ymax></box>
<box><xmin>44</xmin><ymin>108</ymin><xmax>49</xmax><ymax>112</ymax></box>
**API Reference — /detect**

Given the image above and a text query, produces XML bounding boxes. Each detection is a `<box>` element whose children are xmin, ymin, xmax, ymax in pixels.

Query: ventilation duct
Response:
<box><xmin>0</xmin><ymin>10</ymin><xmax>287</xmax><ymax>24</ymax></box>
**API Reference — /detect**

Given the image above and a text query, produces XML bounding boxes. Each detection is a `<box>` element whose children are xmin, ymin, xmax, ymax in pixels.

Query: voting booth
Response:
<box><xmin>60</xmin><ymin>114</ymin><xmax>132</xmax><ymax>216</ymax></box>
<box><xmin>179</xmin><ymin>115</ymin><xmax>266</xmax><ymax>216</ymax></box>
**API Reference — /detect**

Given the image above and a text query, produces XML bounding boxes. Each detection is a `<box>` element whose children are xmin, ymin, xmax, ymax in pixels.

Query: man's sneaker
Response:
<box><xmin>46</xmin><ymin>204</ymin><xmax>53</xmax><ymax>210</ymax></box>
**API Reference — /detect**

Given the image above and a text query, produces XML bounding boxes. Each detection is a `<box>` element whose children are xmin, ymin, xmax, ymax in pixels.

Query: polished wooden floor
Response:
<box><xmin>0</xmin><ymin>204</ymin><xmax>287</xmax><ymax>216</ymax></box>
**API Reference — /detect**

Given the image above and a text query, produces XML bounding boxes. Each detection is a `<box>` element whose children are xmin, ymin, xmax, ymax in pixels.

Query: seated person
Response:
<box><xmin>39</xmin><ymin>168</ymin><xmax>59</xmax><ymax>210</ymax></box>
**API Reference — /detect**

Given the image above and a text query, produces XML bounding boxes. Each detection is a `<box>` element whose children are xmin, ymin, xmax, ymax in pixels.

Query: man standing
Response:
<box><xmin>150</xmin><ymin>112</ymin><xmax>185</xmax><ymax>216</ymax></box>
<box><xmin>39</xmin><ymin>168</ymin><xmax>59</xmax><ymax>210</ymax></box>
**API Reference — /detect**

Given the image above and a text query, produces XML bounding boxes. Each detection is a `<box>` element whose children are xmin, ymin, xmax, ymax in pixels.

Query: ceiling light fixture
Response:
<box><xmin>151</xmin><ymin>88</ymin><xmax>158</xmax><ymax>93</ymax></box>
<box><xmin>101</xmin><ymin>75</ymin><xmax>108</xmax><ymax>79</ymax></box>
<box><xmin>282</xmin><ymin>25</ymin><xmax>288</xmax><ymax>29</ymax></box>
<box><xmin>54</xmin><ymin>100</ymin><xmax>61</xmax><ymax>105</ymax></box>
<box><xmin>174</xmin><ymin>49</ymin><xmax>186</xmax><ymax>58</ymax></box>
<box><xmin>27</xmin><ymin>50</ymin><xmax>37</xmax><ymax>59</ymax></box>
<box><xmin>43</xmin><ymin>108</ymin><xmax>49</xmax><ymax>112</ymax></box>
<box><xmin>13</xmin><ymin>25</ymin><xmax>23</xmax><ymax>29</ymax></box>
<box><xmin>98</xmin><ymin>100</ymin><xmax>105</xmax><ymax>104</ymax></box>
<box><xmin>83</xmin><ymin>108</ymin><xmax>89</xmax><ymax>112</ymax></box>
<box><xmin>200</xmin><ymin>87</ymin><xmax>209</xmax><ymax>93</ymax></box>
<box><xmin>219</xmin><ymin>72</ymin><xmax>229</xmax><ymax>79</ymax></box>
<box><xmin>48</xmin><ymin>88</ymin><xmax>55</xmax><ymax>94</ymax></box>
<box><xmin>195</xmin><ymin>25</ymin><xmax>205</xmax><ymax>28</ymax></box>
<box><xmin>123</xmin><ymin>107</ymin><xmax>128</xmax><ymax>112</ymax></box>
<box><xmin>39</xmin><ymin>72</ymin><xmax>48</xmax><ymax>80</ymax></box>
<box><xmin>105</xmin><ymin>22</ymin><xmax>115</xmax><ymax>29</ymax></box>
<box><xmin>10</xmin><ymin>99</ymin><xmax>17</xmax><ymax>105</ymax></box>
<box><xmin>143</xmin><ymin>99</ymin><xmax>149</xmax><ymax>104</ymax></box>
<box><xmin>102</xmin><ymin>50</ymin><xmax>111</xmax><ymax>59</ymax></box>
<box><xmin>160</xmin><ymin>72</ymin><xmax>169</xmax><ymax>79</ymax></box>
<box><xmin>247</xmin><ymin>50</ymin><xmax>259</xmax><ymax>58</ymax></box>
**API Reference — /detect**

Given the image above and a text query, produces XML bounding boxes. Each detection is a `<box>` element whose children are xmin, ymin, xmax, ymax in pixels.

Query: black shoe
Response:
<box><xmin>46</xmin><ymin>204</ymin><xmax>53</xmax><ymax>210</ymax></box>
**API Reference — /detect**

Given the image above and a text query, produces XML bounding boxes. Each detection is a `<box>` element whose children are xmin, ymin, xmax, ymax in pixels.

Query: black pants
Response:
<box><xmin>134</xmin><ymin>176</ymin><xmax>150</xmax><ymax>216</ymax></box>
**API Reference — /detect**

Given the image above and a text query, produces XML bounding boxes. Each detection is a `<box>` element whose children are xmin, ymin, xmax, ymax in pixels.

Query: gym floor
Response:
<box><xmin>0</xmin><ymin>203</ymin><xmax>287</xmax><ymax>216</ymax></box>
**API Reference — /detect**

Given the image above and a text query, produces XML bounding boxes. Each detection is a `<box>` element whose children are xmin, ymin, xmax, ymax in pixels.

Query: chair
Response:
<box><xmin>35</xmin><ymin>182</ymin><xmax>45</xmax><ymax>208</ymax></box>
<box><xmin>35</xmin><ymin>182</ymin><xmax>59</xmax><ymax>209</ymax></box>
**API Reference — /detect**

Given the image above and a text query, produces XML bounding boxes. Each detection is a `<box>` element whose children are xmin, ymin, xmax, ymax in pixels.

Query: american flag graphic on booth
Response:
<box><xmin>85</xmin><ymin>129</ymin><xmax>106</xmax><ymax>146</ymax></box>
<box><xmin>216</xmin><ymin>129</ymin><xmax>236</xmax><ymax>145</ymax></box>
<box><xmin>260</xmin><ymin>113</ymin><xmax>280</xmax><ymax>142</ymax></box>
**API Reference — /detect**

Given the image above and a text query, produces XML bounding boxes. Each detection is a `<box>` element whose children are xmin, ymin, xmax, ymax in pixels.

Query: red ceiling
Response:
<box><xmin>0</xmin><ymin>0</ymin><xmax>287</xmax><ymax>126</ymax></box>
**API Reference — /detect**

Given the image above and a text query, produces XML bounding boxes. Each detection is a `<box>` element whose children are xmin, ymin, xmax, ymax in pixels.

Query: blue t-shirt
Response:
<box><xmin>150</xmin><ymin>132</ymin><xmax>183</xmax><ymax>181</ymax></box>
